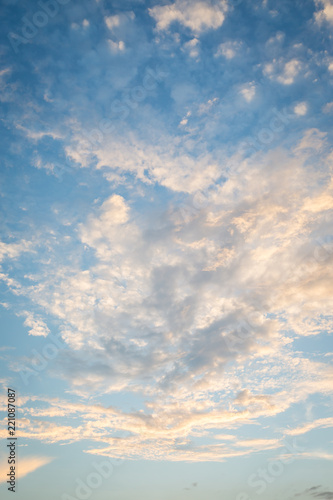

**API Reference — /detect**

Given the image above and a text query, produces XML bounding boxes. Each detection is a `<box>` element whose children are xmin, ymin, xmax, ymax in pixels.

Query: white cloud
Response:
<box><xmin>67</xmin><ymin>130</ymin><xmax>221</xmax><ymax>194</ymax></box>
<box><xmin>149</xmin><ymin>0</ymin><xmax>228</xmax><ymax>34</ymax></box>
<box><xmin>240</xmin><ymin>82</ymin><xmax>256</xmax><ymax>102</ymax></box>
<box><xmin>0</xmin><ymin>240</ymin><xmax>32</xmax><ymax>262</ymax></box>
<box><xmin>183</xmin><ymin>38</ymin><xmax>200</xmax><ymax>58</ymax></box>
<box><xmin>197</xmin><ymin>97</ymin><xmax>219</xmax><ymax>115</ymax></box>
<box><xmin>264</xmin><ymin>58</ymin><xmax>303</xmax><ymax>85</ymax></box>
<box><xmin>266</xmin><ymin>31</ymin><xmax>285</xmax><ymax>45</ymax></box>
<box><xmin>215</xmin><ymin>41</ymin><xmax>242</xmax><ymax>59</ymax></box>
<box><xmin>294</xmin><ymin>102</ymin><xmax>308</xmax><ymax>116</ymax></box>
<box><xmin>105</xmin><ymin>12</ymin><xmax>135</xmax><ymax>31</ymax></box>
<box><xmin>80</xmin><ymin>194</ymin><xmax>130</xmax><ymax>251</ymax></box>
<box><xmin>108</xmin><ymin>40</ymin><xmax>126</xmax><ymax>52</ymax></box>
<box><xmin>314</xmin><ymin>0</ymin><xmax>333</xmax><ymax>24</ymax></box>
<box><xmin>105</xmin><ymin>15</ymin><xmax>121</xmax><ymax>30</ymax></box>
<box><xmin>104</xmin><ymin>11</ymin><xmax>135</xmax><ymax>53</ymax></box>
<box><xmin>19</xmin><ymin>311</ymin><xmax>50</xmax><ymax>337</ymax></box>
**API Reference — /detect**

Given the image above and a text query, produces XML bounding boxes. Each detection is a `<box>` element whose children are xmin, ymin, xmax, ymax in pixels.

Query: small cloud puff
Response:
<box><xmin>264</xmin><ymin>58</ymin><xmax>303</xmax><ymax>85</ymax></box>
<box><xmin>149</xmin><ymin>0</ymin><xmax>228</xmax><ymax>35</ymax></box>
<box><xmin>105</xmin><ymin>15</ymin><xmax>121</xmax><ymax>30</ymax></box>
<box><xmin>80</xmin><ymin>194</ymin><xmax>130</xmax><ymax>251</ymax></box>
<box><xmin>108</xmin><ymin>40</ymin><xmax>126</xmax><ymax>52</ymax></box>
<box><xmin>240</xmin><ymin>82</ymin><xmax>256</xmax><ymax>102</ymax></box>
<box><xmin>198</xmin><ymin>97</ymin><xmax>219</xmax><ymax>114</ymax></box>
<box><xmin>183</xmin><ymin>38</ymin><xmax>200</xmax><ymax>58</ymax></box>
<box><xmin>215</xmin><ymin>40</ymin><xmax>242</xmax><ymax>59</ymax></box>
<box><xmin>105</xmin><ymin>12</ymin><xmax>135</xmax><ymax>31</ymax></box>
<box><xmin>71</xmin><ymin>19</ymin><xmax>90</xmax><ymax>30</ymax></box>
<box><xmin>19</xmin><ymin>311</ymin><xmax>50</xmax><ymax>337</ymax></box>
<box><xmin>294</xmin><ymin>102</ymin><xmax>308</xmax><ymax>116</ymax></box>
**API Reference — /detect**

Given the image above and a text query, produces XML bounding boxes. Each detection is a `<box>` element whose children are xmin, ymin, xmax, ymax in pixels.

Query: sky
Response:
<box><xmin>0</xmin><ymin>0</ymin><xmax>333</xmax><ymax>499</ymax></box>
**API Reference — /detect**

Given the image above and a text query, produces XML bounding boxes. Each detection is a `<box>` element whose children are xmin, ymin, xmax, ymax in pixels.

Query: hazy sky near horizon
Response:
<box><xmin>0</xmin><ymin>0</ymin><xmax>333</xmax><ymax>499</ymax></box>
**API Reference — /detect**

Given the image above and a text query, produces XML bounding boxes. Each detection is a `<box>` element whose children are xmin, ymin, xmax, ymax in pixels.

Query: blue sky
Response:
<box><xmin>0</xmin><ymin>0</ymin><xmax>333</xmax><ymax>499</ymax></box>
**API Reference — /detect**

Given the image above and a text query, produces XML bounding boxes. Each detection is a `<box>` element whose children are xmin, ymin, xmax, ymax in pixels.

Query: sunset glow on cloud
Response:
<box><xmin>0</xmin><ymin>1</ymin><xmax>332</xmax><ymax>499</ymax></box>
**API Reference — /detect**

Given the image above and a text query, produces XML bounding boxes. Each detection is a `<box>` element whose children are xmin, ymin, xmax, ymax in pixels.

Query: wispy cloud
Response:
<box><xmin>0</xmin><ymin>456</ymin><xmax>54</xmax><ymax>483</ymax></box>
